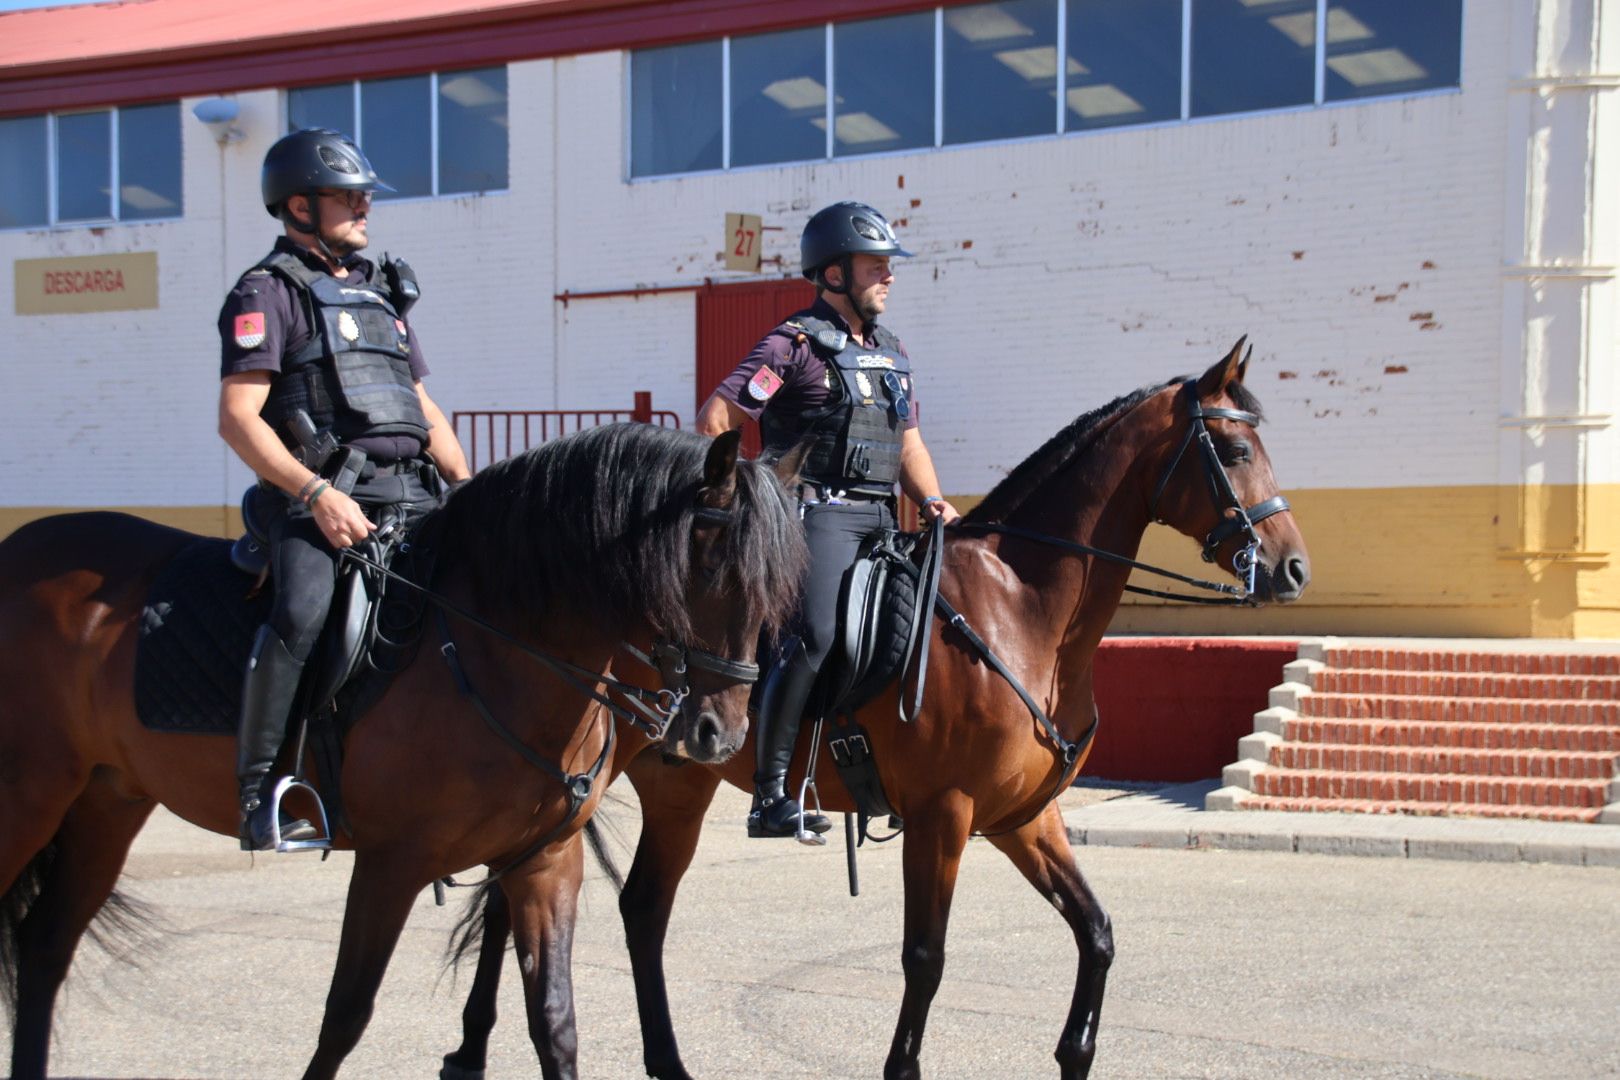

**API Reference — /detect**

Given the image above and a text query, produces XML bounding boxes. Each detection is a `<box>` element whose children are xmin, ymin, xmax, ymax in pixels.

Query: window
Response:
<box><xmin>1191</xmin><ymin>0</ymin><xmax>1316</xmax><ymax>118</ymax></box>
<box><xmin>944</xmin><ymin>1</ymin><xmax>1061</xmax><ymax>145</ymax></box>
<box><xmin>1324</xmin><ymin>0</ymin><xmax>1463</xmax><ymax>102</ymax></box>
<box><xmin>0</xmin><ymin>103</ymin><xmax>182</xmax><ymax>229</ymax></box>
<box><xmin>732</xmin><ymin>26</ymin><xmax>827</xmax><ymax>167</ymax></box>
<box><xmin>1066</xmin><ymin>0</ymin><xmax>1182</xmax><ymax>131</ymax></box>
<box><xmin>287</xmin><ymin>66</ymin><xmax>509</xmax><ymax>199</ymax></box>
<box><xmin>625</xmin><ymin>2</ymin><xmax>1464</xmax><ymax>178</ymax></box>
<box><xmin>834</xmin><ymin>12</ymin><xmax>935</xmax><ymax>156</ymax></box>
<box><xmin>630</xmin><ymin>41</ymin><xmax>723</xmax><ymax>177</ymax></box>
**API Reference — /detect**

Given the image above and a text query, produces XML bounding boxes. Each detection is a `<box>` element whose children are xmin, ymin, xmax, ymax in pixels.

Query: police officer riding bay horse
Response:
<box><xmin>0</xmin><ymin>132</ymin><xmax>811</xmax><ymax>1080</ymax></box>
<box><xmin>439</xmin><ymin>204</ymin><xmax>1312</xmax><ymax>1080</ymax></box>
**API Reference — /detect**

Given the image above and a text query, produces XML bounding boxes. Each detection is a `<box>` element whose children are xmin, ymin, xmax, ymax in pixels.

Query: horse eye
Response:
<box><xmin>1222</xmin><ymin>442</ymin><xmax>1251</xmax><ymax>466</ymax></box>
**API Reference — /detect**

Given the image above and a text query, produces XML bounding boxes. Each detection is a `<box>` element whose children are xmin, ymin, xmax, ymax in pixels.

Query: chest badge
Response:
<box><xmin>747</xmin><ymin>365</ymin><xmax>784</xmax><ymax>402</ymax></box>
<box><xmin>854</xmin><ymin>371</ymin><xmax>874</xmax><ymax>401</ymax></box>
<box><xmin>337</xmin><ymin>310</ymin><xmax>361</xmax><ymax>342</ymax></box>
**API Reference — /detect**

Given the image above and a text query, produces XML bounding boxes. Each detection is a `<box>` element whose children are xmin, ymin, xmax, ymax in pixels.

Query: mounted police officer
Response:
<box><xmin>217</xmin><ymin>128</ymin><xmax>471</xmax><ymax>851</ymax></box>
<box><xmin>696</xmin><ymin>201</ymin><xmax>960</xmax><ymax>838</ymax></box>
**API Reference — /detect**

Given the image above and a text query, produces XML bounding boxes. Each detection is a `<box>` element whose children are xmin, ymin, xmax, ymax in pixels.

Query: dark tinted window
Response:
<box><xmin>438</xmin><ymin>67</ymin><xmax>509</xmax><ymax>193</ymax></box>
<box><xmin>56</xmin><ymin>111</ymin><xmax>111</xmax><ymax>222</ymax></box>
<box><xmin>287</xmin><ymin>83</ymin><xmax>354</xmax><ymax>135</ymax></box>
<box><xmin>1191</xmin><ymin>0</ymin><xmax>1316</xmax><ymax>118</ymax></box>
<box><xmin>944</xmin><ymin>1</ymin><xmax>1061</xmax><ymax>145</ymax></box>
<box><xmin>1325</xmin><ymin>0</ymin><xmax>1463</xmax><ymax>101</ymax></box>
<box><xmin>361</xmin><ymin>75</ymin><xmax>432</xmax><ymax>198</ymax></box>
<box><xmin>118</xmin><ymin>102</ymin><xmax>181</xmax><ymax>221</ymax></box>
<box><xmin>631</xmin><ymin>41</ymin><xmax>723</xmax><ymax>177</ymax></box>
<box><xmin>835</xmin><ymin>12</ymin><xmax>935</xmax><ymax>156</ymax></box>
<box><xmin>0</xmin><ymin>115</ymin><xmax>48</xmax><ymax>228</ymax></box>
<box><xmin>731</xmin><ymin>26</ymin><xmax>828</xmax><ymax>167</ymax></box>
<box><xmin>1066</xmin><ymin>0</ymin><xmax>1182</xmax><ymax>130</ymax></box>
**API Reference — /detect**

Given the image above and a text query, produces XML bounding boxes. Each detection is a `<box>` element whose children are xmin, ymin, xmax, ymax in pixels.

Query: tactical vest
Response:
<box><xmin>760</xmin><ymin>314</ymin><xmax>912</xmax><ymax>496</ymax></box>
<box><xmin>254</xmin><ymin>250</ymin><xmax>430</xmax><ymax>449</ymax></box>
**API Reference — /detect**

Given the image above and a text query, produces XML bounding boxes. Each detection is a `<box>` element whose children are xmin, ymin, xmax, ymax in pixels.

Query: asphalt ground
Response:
<box><xmin>10</xmin><ymin>780</ymin><xmax>1620</xmax><ymax>1080</ymax></box>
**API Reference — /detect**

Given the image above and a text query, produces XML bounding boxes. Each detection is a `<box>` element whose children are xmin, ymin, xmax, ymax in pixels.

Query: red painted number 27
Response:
<box><xmin>733</xmin><ymin>228</ymin><xmax>756</xmax><ymax>258</ymax></box>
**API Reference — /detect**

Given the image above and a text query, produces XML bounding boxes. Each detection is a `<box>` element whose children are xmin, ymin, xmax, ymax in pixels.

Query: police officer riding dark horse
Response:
<box><xmin>697</xmin><ymin>201</ymin><xmax>960</xmax><ymax>838</ymax></box>
<box><xmin>217</xmin><ymin>128</ymin><xmax>471</xmax><ymax>851</ymax></box>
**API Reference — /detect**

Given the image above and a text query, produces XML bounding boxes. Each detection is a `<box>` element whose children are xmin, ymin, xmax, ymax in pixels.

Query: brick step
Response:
<box><xmin>1281</xmin><ymin>716</ymin><xmax>1620</xmax><ymax>752</ymax></box>
<box><xmin>1249</xmin><ymin>768</ymin><xmax>1610</xmax><ymax>809</ymax></box>
<box><xmin>1297</xmin><ymin>692</ymin><xmax>1618</xmax><ymax>725</ymax></box>
<box><xmin>1311</xmin><ymin>668</ymin><xmax>1620</xmax><ymax>700</ymax></box>
<box><xmin>1268</xmin><ymin>743</ymin><xmax>1616</xmax><ymax>780</ymax></box>
<box><xmin>1234</xmin><ymin>794</ymin><xmax>1602</xmax><ymax>823</ymax></box>
<box><xmin>1322</xmin><ymin>648</ymin><xmax>1619</xmax><ymax>676</ymax></box>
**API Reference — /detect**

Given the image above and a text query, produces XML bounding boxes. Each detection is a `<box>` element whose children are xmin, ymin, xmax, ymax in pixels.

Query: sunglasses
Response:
<box><xmin>883</xmin><ymin>370</ymin><xmax>910</xmax><ymax>421</ymax></box>
<box><xmin>316</xmin><ymin>188</ymin><xmax>374</xmax><ymax>210</ymax></box>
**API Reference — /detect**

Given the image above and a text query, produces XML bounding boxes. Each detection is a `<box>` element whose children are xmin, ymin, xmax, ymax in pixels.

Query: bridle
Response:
<box><xmin>1144</xmin><ymin>379</ymin><xmax>1290</xmax><ymax>596</ymax></box>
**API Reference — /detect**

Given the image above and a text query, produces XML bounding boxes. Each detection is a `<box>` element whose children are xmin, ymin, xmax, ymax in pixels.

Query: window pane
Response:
<box><xmin>1191</xmin><ymin>0</ymin><xmax>1316</xmax><ymax>118</ymax></box>
<box><xmin>438</xmin><ymin>66</ymin><xmax>509</xmax><ymax>193</ymax></box>
<box><xmin>1324</xmin><ymin>0</ymin><xmax>1462</xmax><ymax>102</ymax></box>
<box><xmin>118</xmin><ymin>102</ymin><xmax>181</xmax><ymax>221</ymax></box>
<box><xmin>731</xmin><ymin>26</ymin><xmax>828</xmax><ymax>167</ymax></box>
<box><xmin>630</xmin><ymin>41</ymin><xmax>722</xmax><ymax>177</ymax></box>
<box><xmin>1066</xmin><ymin>0</ymin><xmax>1181</xmax><ymax>130</ymax></box>
<box><xmin>944</xmin><ymin>0</ymin><xmax>1060</xmax><ymax>146</ymax></box>
<box><xmin>57</xmin><ymin>111</ymin><xmax>111</xmax><ymax>222</ymax></box>
<box><xmin>0</xmin><ymin>115</ymin><xmax>48</xmax><ymax>228</ymax></box>
<box><xmin>835</xmin><ymin>12</ymin><xmax>934</xmax><ymax>156</ymax></box>
<box><xmin>361</xmin><ymin>75</ymin><xmax>432</xmax><ymax>198</ymax></box>
<box><xmin>288</xmin><ymin>82</ymin><xmax>354</xmax><ymax>135</ymax></box>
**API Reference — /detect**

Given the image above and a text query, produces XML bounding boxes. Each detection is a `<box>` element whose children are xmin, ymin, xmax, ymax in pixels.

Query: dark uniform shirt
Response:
<box><xmin>218</xmin><ymin>236</ymin><xmax>430</xmax><ymax>461</ymax></box>
<box><xmin>712</xmin><ymin>297</ymin><xmax>919</xmax><ymax>432</ymax></box>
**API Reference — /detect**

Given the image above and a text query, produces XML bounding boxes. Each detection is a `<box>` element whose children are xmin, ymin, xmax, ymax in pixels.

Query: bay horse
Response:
<box><xmin>441</xmin><ymin>341</ymin><xmax>1311</xmax><ymax>1080</ymax></box>
<box><xmin>0</xmin><ymin>422</ymin><xmax>807</xmax><ymax>1080</ymax></box>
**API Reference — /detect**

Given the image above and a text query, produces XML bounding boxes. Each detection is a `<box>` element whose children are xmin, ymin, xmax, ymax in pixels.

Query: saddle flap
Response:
<box><xmin>307</xmin><ymin>563</ymin><xmax>375</xmax><ymax>712</ymax></box>
<box><xmin>825</xmin><ymin>530</ymin><xmax>920</xmax><ymax>713</ymax></box>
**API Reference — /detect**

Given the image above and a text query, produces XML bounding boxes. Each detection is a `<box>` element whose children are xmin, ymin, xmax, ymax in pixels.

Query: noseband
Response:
<box><xmin>1145</xmin><ymin>380</ymin><xmax>1290</xmax><ymax>595</ymax></box>
<box><xmin>618</xmin><ymin>636</ymin><xmax>761</xmax><ymax>740</ymax></box>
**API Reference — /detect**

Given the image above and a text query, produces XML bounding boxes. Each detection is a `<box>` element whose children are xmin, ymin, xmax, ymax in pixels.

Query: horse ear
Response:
<box><xmin>771</xmin><ymin>435</ymin><xmax>813</xmax><ymax>490</ymax></box>
<box><xmin>1238</xmin><ymin>341</ymin><xmax>1252</xmax><ymax>383</ymax></box>
<box><xmin>1197</xmin><ymin>335</ymin><xmax>1247</xmax><ymax>398</ymax></box>
<box><xmin>702</xmin><ymin>429</ymin><xmax>741</xmax><ymax>504</ymax></box>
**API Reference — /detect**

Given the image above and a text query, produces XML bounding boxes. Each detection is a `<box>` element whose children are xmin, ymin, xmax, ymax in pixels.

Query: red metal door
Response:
<box><xmin>695</xmin><ymin>278</ymin><xmax>815</xmax><ymax>457</ymax></box>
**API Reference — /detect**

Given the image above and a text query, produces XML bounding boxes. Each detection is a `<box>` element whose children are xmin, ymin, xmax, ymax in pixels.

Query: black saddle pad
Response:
<box><xmin>136</xmin><ymin>538</ymin><xmax>269</xmax><ymax>734</ymax></box>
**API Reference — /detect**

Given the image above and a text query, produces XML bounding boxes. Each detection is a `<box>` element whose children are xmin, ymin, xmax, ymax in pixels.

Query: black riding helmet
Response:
<box><xmin>800</xmin><ymin>201</ymin><xmax>911</xmax><ymax>294</ymax></box>
<box><xmin>261</xmin><ymin>128</ymin><xmax>392</xmax><ymax>221</ymax></box>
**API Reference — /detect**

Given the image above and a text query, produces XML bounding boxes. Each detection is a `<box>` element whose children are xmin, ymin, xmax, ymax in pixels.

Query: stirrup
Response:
<box><xmin>795</xmin><ymin>716</ymin><xmax>828</xmax><ymax>847</ymax></box>
<box><xmin>268</xmin><ymin>775</ymin><xmax>332</xmax><ymax>852</ymax></box>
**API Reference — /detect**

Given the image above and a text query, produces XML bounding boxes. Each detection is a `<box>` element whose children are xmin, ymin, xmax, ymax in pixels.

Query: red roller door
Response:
<box><xmin>695</xmin><ymin>278</ymin><xmax>815</xmax><ymax>457</ymax></box>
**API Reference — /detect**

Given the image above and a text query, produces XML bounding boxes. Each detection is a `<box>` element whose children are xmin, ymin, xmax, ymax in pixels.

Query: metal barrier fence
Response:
<box><xmin>452</xmin><ymin>391</ymin><xmax>681</xmax><ymax>472</ymax></box>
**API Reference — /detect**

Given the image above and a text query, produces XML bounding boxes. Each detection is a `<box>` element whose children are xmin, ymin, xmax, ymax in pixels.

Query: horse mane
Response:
<box><xmin>964</xmin><ymin>375</ymin><xmax>1266</xmax><ymax>523</ymax></box>
<box><xmin>436</xmin><ymin>423</ymin><xmax>806</xmax><ymax>642</ymax></box>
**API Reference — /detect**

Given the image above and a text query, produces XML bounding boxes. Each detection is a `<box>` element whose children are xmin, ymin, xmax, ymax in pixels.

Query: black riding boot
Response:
<box><xmin>237</xmin><ymin>626</ymin><xmax>316</xmax><ymax>851</ymax></box>
<box><xmin>748</xmin><ymin>653</ymin><xmax>832</xmax><ymax>838</ymax></box>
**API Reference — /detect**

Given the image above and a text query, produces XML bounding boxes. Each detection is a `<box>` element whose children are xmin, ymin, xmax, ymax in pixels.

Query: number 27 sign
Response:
<box><xmin>724</xmin><ymin>212</ymin><xmax>763</xmax><ymax>272</ymax></box>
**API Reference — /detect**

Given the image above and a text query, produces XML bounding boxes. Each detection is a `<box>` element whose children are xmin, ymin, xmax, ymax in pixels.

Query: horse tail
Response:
<box><xmin>442</xmin><ymin>809</ymin><xmax>628</xmax><ymax>973</ymax></box>
<box><xmin>0</xmin><ymin>837</ymin><xmax>162</xmax><ymax>1024</ymax></box>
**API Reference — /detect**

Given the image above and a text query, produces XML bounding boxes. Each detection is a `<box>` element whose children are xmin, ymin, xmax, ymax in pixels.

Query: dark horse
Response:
<box><xmin>441</xmin><ymin>342</ymin><xmax>1311</xmax><ymax>1080</ymax></box>
<box><xmin>0</xmin><ymin>423</ymin><xmax>807</xmax><ymax>1079</ymax></box>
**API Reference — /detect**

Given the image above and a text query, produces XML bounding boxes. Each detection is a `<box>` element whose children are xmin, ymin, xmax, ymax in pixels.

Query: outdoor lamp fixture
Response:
<box><xmin>192</xmin><ymin>97</ymin><xmax>244</xmax><ymax>144</ymax></box>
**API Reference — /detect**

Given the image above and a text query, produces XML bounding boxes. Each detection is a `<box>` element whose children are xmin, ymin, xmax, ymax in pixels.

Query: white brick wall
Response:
<box><xmin>0</xmin><ymin>1</ymin><xmax>1609</xmax><ymax>510</ymax></box>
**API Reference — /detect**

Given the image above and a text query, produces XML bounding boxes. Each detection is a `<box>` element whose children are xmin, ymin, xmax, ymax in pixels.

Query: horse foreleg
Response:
<box><xmin>883</xmin><ymin>793</ymin><xmax>973</xmax><ymax>1080</ymax></box>
<box><xmin>302</xmin><ymin>852</ymin><xmax>422</xmax><ymax>1080</ymax></box>
<box><xmin>441</xmin><ymin>885</ymin><xmax>512</xmax><ymax>1080</ymax></box>
<box><xmin>622</xmin><ymin>758</ymin><xmax>722</xmax><ymax>1080</ymax></box>
<box><xmin>8</xmin><ymin>775</ymin><xmax>153</xmax><ymax>1080</ymax></box>
<box><xmin>502</xmin><ymin>835</ymin><xmax>585</xmax><ymax>1080</ymax></box>
<box><xmin>988</xmin><ymin>805</ymin><xmax>1113</xmax><ymax>1079</ymax></box>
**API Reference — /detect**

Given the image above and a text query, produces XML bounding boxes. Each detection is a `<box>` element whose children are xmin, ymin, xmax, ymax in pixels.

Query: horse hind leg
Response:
<box><xmin>987</xmin><ymin>805</ymin><xmax>1113</xmax><ymax>1080</ymax></box>
<box><xmin>5</xmin><ymin>770</ymin><xmax>156</xmax><ymax>1080</ymax></box>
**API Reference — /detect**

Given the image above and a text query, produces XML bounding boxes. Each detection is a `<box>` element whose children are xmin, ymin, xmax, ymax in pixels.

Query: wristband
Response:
<box><xmin>921</xmin><ymin>496</ymin><xmax>943</xmax><ymax>506</ymax></box>
<box><xmin>295</xmin><ymin>475</ymin><xmax>322</xmax><ymax>503</ymax></box>
<box><xmin>305</xmin><ymin>481</ymin><xmax>331</xmax><ymax>507</ymax></box>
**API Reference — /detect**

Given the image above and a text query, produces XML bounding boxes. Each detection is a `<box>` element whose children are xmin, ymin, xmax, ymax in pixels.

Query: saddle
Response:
<box><xmin>136</xmin><ymin>486</ymin><xmax>440</xmax><ymax>838</ymax></box>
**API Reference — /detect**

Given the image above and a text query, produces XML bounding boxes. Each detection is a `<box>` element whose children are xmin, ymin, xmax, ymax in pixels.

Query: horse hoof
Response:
<box><xmin>440</xmin><ymin>1062</ymin><xmax>485</xmax><ymax>1080</ymax></box>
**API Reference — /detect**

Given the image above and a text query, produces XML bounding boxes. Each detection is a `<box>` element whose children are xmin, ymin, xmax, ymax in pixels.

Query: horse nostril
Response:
<box><xmin>696</xmin><ymin>710</ymin><xmax>721</xmax><ymax>752</ymax></box>
<box><xmin>1282</xmin><ymin>556</ymin><xmax>1310</xmax><ymax>592</ymax></box>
